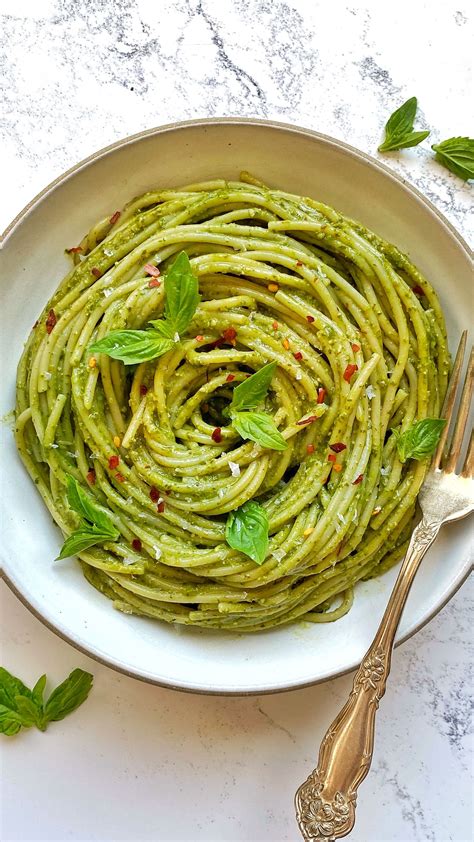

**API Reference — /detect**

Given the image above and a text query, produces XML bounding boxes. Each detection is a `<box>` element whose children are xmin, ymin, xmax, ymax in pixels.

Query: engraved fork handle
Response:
<box><xmin>295</xmin><ymin>517</ymin><xmax>441</xmax><ymax>841</ymax></box>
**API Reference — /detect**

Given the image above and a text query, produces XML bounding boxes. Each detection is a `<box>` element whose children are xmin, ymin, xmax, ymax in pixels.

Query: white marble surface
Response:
<box><xmin>1</xmin><ymin>1</ymin><xmax>473</xmax><ymax>840</ymax></box>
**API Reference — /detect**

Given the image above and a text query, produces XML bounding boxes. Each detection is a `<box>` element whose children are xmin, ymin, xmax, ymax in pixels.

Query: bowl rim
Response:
<box><xmin>1</xmin><ymin>116</ymin><xmax>472</xmax><ymax>696</ymax></box>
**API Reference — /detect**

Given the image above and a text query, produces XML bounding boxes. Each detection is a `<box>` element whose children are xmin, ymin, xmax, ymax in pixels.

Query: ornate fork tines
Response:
<box><xmin>295</xmin><ymin>335</ymin><xmax>474</xmax><ymax>841</ymax></box>
<box><xmin>445</xmin><ymin>346</ymin><xmax>474</xmax><ymax>473</ymax></box>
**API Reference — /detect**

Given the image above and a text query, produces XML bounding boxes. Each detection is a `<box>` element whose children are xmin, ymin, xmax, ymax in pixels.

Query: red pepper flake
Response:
<box><xmin>317</xmin><ymin>387</ymin><xmax>326</xmax><ymax>404</ymax></box>
<box><xmin>195</xmin><ymin>334</ymin><xmax>204</xmax><ymax>341</ymax></box>
<box><xmin>86</xmin><ymin>469</ymin><xmax>96</xmax><ymax>485</ymax></box>
<box><xmin>115</xmin><ymin>472</ymin><xmax>125</xmax><ymax>482</ymax></box>
<box><xmin>208</xmin><ymin>336</ymin><xmax>225</xmax><ymax>350</ymax></box>
<box><xmin>351</xmin><ymin>343</ymin><xmax>361</xmax><ymax>352</ymax></box>
<box><xmin>293</xmin><ymin>351</ymin><xmax>303</xmax><ymax>361</ymax></box>
<box><xmin>272</xmin><ymin>321</ymin><xmax>279</xmax><ymax>330</ymax></box>
<box><xmin>148</xmin><ymin>278</ymin><xmax>161</xmax><ymax>288</ymax></box>
<box><xmin>131</xmin><ymin>538</ymin><xmax>142</xmax><ymax>552</ymax></box>
<box><xmin>296</xmin><ymin>260</ymin><xmax>303</xmax><ymax>267</ymax></box>
<box><xmin>66</xmin><ymin>246</ymin><xmax>83</xmax><ymax>254</ymax></box>
<box><xmin>222</xmin><ymin>327</ymin><xmax>237</xmax><ymax>343</ymax></box>
<box><xmin>306</xmin><ymin>444</ymin><xmax>315</xmax><ymax>454</ymax></box>
<box><xmin>332</xmin><ymin>463</ymin><xmax>342</xmax><ymax>473</ymax></box>
<box><xmin>306</xmin><ymin>315</ymin><xmax>315</xmax><ymax>323</ymax></box>
<box><xmin>343</xmin><ymin>363</ymin><xmax>358</xmax><ymax>382</ymax></box>
<box><xmin>327</xmin><ymin>453</ymin><xmax>337</xmax><ymax>463</ymax></box>
<box><xmin>45</xmin><ymin>309</ymin><xmax>57</xmax><ymax>334</ymax></box>
<box><xmin>282</xmin><ymin>338</ymin><xmax>290</xmax><ymax>350</ymax></box>
<box><xmin>108</xmin><ymin>455</ymin><xmax>120</xmax><ymax>469</ymax></box>
<box><xmin>140</xmin><ymin>384</ymin><xmax>148</xmax><ymax>396</ymax></box>
<box><xmin>157</xmin><ymin>501</ymin><xmax>165</xmax><ymax>513</ymax></box>
<box><xmin>109</xmin><ymin>210</ymin><xmax>121</xmax><ymax>225</ymax></box>
<box><xmin>149</xmin><ymin>486</ymin><xmax>160</xmax><ymax>502</ymax></box>
<box><xmin>329</xmin><ymin>442</ymin><xmax>347</xmax><ymax>453</ymax></box>
<box><xmin>226</xmin><ymin>374</ymin><xmax>235</xmax><ymax>382</ymax></box>
<box><xmin>91</xmin><ymin>267</ymin><xmax>101</xmax><ymax>278</ymax></box>
<box><xmin>211</xmin><ymin>427</ymin><xmax>222</xmax><ymax>443</ymax></box>
<box><xmin>412</xmin><ymin>285</ymin><xmax>425</xmax><ymax>297</ymax></box>
<box><xmin>353</xmin><ymin>474</ymin><xmax>364</xmax><ymax>485</ymax></box>
<box><xmin>144</xmin><ymin>263</ymin><xmax>160</xmax><ymax>277</ymax></box>
<box><xmin>297</xmin><ymin>415</ymin><xmax>318</xmax><ymax>426</ymax></box>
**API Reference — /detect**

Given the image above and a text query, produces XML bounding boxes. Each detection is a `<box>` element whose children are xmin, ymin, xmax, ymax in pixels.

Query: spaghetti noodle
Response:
<box><xmin>15</xmin><ymin>174</ymin><xmax>449</xmax><ymax>631</ymax></box>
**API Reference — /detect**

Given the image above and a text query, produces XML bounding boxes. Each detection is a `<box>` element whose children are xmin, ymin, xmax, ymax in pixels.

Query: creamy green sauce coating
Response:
<box><xmin>15</xmin><ymin>175</ymin><xmax>449</xmax><ymax>631</ymax></box>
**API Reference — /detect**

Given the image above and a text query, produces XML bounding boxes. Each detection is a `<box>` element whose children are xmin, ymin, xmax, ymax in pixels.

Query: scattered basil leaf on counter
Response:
<box><xmin>32</xmin><ymin>674</ymin><xmax>47</xmax><ymax>707</ymax></box>
<box><xmin>392</xmin><ymin>418</ymin><xmax>446</xmax><ymax>463</ymax></box>
<box><xmin>225</xmin><ymin>500</ymin><xmax>269</xmax><ymax>564</ymax></box>
<box><xmin>44</xmin><ymin>669</ymin><xmax>94</xmax><ymax>722</ymax></box>
<box><xmin>90</xmin><ymin>251</ymin><xmax>199</xmax><ymax>364</ymax></box>
<box><xmin>230</xmin><ymin>362</ymin><xmax>277</xmax><ymax>411</ymax></box>
<box><xmin>231</xmin><ymin>411</ymin><xmax>287</xmax><ymax>451</ymax></box>
<box><xmin>0</xmin><ymin>667</ymin><xmax>93</xmax><ymax>737</ymax></box>
<box><xmin>378</xmin><ymin>97</ymin><xmax>430</xmax><ymax>152</ymax></box>
<box><xmin>57</xmin><ymin>475</ymin><xmax>119</xmax><ymax>560</ymax></box>
<box><xmin>431</xmin><ymin>137</ymin><xmax>474</xmax><ymax>181</ymax></box>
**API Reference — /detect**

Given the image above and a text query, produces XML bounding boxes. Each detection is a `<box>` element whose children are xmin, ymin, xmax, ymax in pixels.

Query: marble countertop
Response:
<box><xmin>1</xmin><ymin>1</ymin><xmax>472</xmax><ymax>840</ymax></box>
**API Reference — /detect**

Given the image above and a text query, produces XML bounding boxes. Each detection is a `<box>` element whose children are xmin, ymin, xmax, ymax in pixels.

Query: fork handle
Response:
<box><xmin>295</xmin><ymin>517</ymin><xmax>441</xmax><ymax>841</ymax></box>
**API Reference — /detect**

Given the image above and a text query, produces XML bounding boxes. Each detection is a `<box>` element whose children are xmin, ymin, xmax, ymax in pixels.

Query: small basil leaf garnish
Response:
<box><xmin>225</xmin><ymin>500</ymin><xmax>269</xmax><ymax>565</ymax></box>
<box><xmin>392</xmin><ymin>418</ymin><xmax>446</xmax><ymax>463</ymax></box>
<box><xmin>231</xmin><ymin>410</ymin><xmax>287</xmax><ymax>451</ymax></box>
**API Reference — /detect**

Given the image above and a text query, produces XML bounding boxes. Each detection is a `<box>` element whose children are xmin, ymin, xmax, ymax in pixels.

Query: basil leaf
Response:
<box><xmin>380</xmin><ymin>130</ymin><xmax>430</xmax><ymax>152</ymax></box>
<box><xmin>44</xmin><ymin>669</ymin><xmax>93</xmax><ymax>723</ymax></box>
<box><xmin>66</xmin><ymin>476</ymin><xmax>118</xmax><ymax>535</ymax></box>
<box><xmin>393</xmin><ymin>418</ymin><xmax>446</xmax><ymax>463</ymax></box>
<box><xmin>57</xmin><ymin>527</ymin><xmax>118</xmax><ymax>560</ymax></box>
<box><xmin>148</xmin><ymin>319</ymin><xmax>175</xmax><ymax>340</ymax></box>
<box><xmin>90</xmin><ymin>329</ymin><xmax>174</xmax><ymax>365</ymax></box>
<box><xmin>32</xmin><ymin>674</ymin><xmax>47</xmax><ymax>707</ymax></box>
<box><xmin>378</xmin><ymin>97</ymin><xmax>430</xmax><ymax>152</ymax></box>
<box><xmin>163</xmin><ymin>251</ymin><xmax>200</xmax><ymax>335</ymax></box>
<box><xmin>230</xmin><ymin>362</ymin><xmax>277</xmax><ymax>412</ymax></box>
<box><xmin>231</xmin><ymin>410</ymin><xmax>287</xmax><ymax>451</ymax></box>
<box><xmin>0</xmin><ymin>667</ymin><xmax>33</xmax><ymax>709</ymax></box>
<box><xmin>0</xmin><ymin>668</ymin><xmax>94</xmax><ymax>737</ymax></box>
<box><xmin>14</xmin><ymin>695</ymin><xmax>44</xmax><ymax>730</ymax></box>
<box><xmin>225</xmin><ymin>500</ymin><xmax>269</xmax><ymax>564</ymax></box>
<box><xmin>432</xmin><ymin>137</ymin><xmax>474</xmax><ymax>181</ymax></box>
<box><xmin>0</xmin><ymin>704</ymin><xmax>24</xmax><ymax>736</ymax></box>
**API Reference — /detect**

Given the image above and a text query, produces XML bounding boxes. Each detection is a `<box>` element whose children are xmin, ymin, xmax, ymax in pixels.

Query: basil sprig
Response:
<box><xmin>0</xmin><ymin>666</ymin><xmax>93</xmax><ymax>736</ymax></box>
<box><xmin>431</xmin><ymin>137</ymin><xmax>474</xmax><ymax>181</ymax></box>
<box><xmin>228</xmin><ymin>362</ymin><xmax>287</xmax><ymax>451</ymax></box>
<box><xmin>392</xmin><ymin>418</ymin><xmax>446</xmax><ymax>463</ymax></box>
<box><xmin>89</xmin><ymin>251</ymin><xmax>200</xmax><ymax>364</ymax></box>
<box><xmin>225</xmin><ymin>500</ymin><xmax>269</xmax><ymax>564</ymax></box>
<box><xmin>378</xmin><ymin>97</ymin><xmax>430</xmax><ymax>152</ymax></box>
<box><xmin>57</xmin><ymin>475</ymin><xmax>119</xmax><ymax>560</ymax></box>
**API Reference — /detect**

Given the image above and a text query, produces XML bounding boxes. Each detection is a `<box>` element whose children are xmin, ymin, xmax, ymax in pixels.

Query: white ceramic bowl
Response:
<box><xmin>1</xmin><ymin>119</ymin><xmax>472</xmax><ymax>694</ymax></box>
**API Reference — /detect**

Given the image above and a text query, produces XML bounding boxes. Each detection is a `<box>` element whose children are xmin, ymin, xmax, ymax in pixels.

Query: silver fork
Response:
<box><xmin>295</xmin><ymin>331</ymin><xmax>474</xmax><ymax>842</ymax></box>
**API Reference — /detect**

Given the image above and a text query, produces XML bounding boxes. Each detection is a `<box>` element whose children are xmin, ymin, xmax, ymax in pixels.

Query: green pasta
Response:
<box><xmin>15</xmin><ymin>174</ymin><xmax>449</xmax><ymax>632</ymax></box>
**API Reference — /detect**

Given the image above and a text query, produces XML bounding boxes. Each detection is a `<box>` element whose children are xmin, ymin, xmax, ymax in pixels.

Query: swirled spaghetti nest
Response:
<box><xmin>15</xmin><ymin>174</ymin><xmax>448</xmax><ymax>631</ymax></box>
